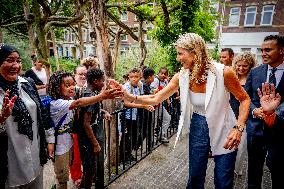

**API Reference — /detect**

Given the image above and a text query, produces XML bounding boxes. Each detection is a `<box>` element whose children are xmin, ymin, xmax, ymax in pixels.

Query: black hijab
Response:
<box><xmin>0</xmin><ymin>44</ymin><xmax>33</xmax><ymax>140</ymax></box>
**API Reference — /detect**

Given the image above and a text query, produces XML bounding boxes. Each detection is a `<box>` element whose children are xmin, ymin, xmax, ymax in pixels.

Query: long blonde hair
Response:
<box><xmin>232</xmin><ymin>51</ymin><xmax>256</xmax><ymax>79</ymax></box>
<box><xmin>174</xmin><ymin>33</ymin><xmax>212</xmax><ymax>84</ymax></box>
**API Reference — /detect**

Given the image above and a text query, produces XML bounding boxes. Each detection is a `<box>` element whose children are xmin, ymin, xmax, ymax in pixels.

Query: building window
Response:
<box><xmin>244</xmin><ymin>6</ymin><xmax>257</xmax><ymax>26</ymax></box>
<box><xmin>261</xmin><ymin>5</ymin><xmax>275</xmax><ymax>25</ymax></box>
<box><xmin>64</xmin><ymin>30</ymin><xmax>69</xmax><ymax>42</ymax></box>
<box><xmin>121</xmin><ymin>35</ymin><xmax>128</xmax><ymax>41</ymax></box>
<box><xmin>229</xmin><ymin>7</ymin><xmax>241</xmax><ymax>26</ymax></box>
<box><xmin>71</xmin><ymin>32</ymin><xmax>75</xmax><ymax>42</ymax></box>
<box><xmin>65</xmin><ymin>47</ymin><xmax>69</xmax><ymax>57</ymax></box>
<box><xmin>120</xmin><ymin>12</ymin><xmax>128</xmax><ymax>21</ymax></box>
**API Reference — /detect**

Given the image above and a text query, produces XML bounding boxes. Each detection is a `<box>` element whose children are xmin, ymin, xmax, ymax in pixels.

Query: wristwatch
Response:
<box><xmin>233</xmin><ymin>125</ymin><xmax>244</xmax><ymax>132</ymax></box>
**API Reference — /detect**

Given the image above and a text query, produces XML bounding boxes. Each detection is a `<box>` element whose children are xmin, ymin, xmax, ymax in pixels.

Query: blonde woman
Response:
<box><xmin>230</xmin><ymin>51</ymin><xmax>256</xmax><ymax>176</ymax></box>
<box><xmin>112</xmin><ymin>33</ymin><xmax>251</xmax><ymax>188</ymax></box>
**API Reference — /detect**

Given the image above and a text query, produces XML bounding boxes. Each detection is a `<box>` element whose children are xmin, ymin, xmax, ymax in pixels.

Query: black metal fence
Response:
<box><xmin>94</xmin><ymin>96</ymin><xmax>181</xmax><ymax>188</ymax></box>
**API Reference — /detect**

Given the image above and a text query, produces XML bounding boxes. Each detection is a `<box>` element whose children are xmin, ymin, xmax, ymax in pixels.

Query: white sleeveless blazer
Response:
<box><xmin>175</xmin><ymin>62</ymin><xmax>236</xmax><ymax>156</ymax></box>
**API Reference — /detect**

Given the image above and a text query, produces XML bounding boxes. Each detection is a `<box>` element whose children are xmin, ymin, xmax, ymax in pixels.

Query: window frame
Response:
<box><xmin>120</xmin><ymin>12</ymin><xmax>128</xmax><ymax>22</ymax></box>
<box><xmin>244</xmin><ymin>6</ymin><xmax>257</xmax><ymax>26</ymax></box>
<box><xmin>260</xmin><ymin>5</ymin><xmax>275</xmax><ymax>26</ymax></box>
<box><xmin>229</xmin><ymin>7</ymin><xmax>241</xmax><ymax>27</ymax></box>
<box><xmin>121</xmin><ymin>34</ymin><xmax>128</xmax><ymax>42</ymax></box>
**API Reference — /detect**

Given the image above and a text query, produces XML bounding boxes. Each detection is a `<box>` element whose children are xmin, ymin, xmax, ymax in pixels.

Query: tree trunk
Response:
<box><xmin>112</xmin><ymin>27</ymin><xmax>122</xmax><ymax>74</ymax></box>
<box><xmin>89</xmin><ymin>0</ymin><xmax>117</xmax><ymax>182</ymax></box>
<box><xmin>138</xmin><ymin>19</ymin><xmax>147</xmax><ymax>67</ymax></box>
<box><xmin>51</xmin><ymin>28</ymin><xmax>60</xmax><ymax>71</ymax></box>
<box><xmin>0</xmin><ymin>30</ymin><xmax>3</xmax><ymax>43</ymax></box>
<box><xmin>23</xmin><ymin>0</ymin><xmax>35</xmax><ymax>51</ymax></box>
<box><xmin>90</xmin><ymin>0</ymin><xmax>113</xmax><ymax>78</ymax></box>
<box><xmin>32</xmin><ymin>0</ymin><xmax>50</xmax><ymax>76</ymax></box>
<box><xmin>78</xmin><ymin>22</ymin><xmax>85</xmax><ymax>60</ymax></box>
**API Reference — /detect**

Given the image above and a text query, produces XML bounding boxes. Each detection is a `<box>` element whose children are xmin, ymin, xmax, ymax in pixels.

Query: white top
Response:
<box><xmin>0</xmin><ymin>77</ymin><xmax>41</xmax><ymax>187</ymax></box>
<box><xmin>189</xmin><ymin>90</ymin><xmax>205</xmax><ymax>107</ymax></box>
<box><xmin>50</xmin><ymin>99</ymin><xmax>74</xmax><ymax>155</ymax></box>
<box><xmin>32</xmin><ymin>67</ymin><xmax>47</xmax><ymax>96</ymax></box>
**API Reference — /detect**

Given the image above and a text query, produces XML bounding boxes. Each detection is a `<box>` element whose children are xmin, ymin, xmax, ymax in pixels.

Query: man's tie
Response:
<box><xmin>269</xmin><ymin>67</ymin><xmax>277</xmax><ymax>86</ymax></box>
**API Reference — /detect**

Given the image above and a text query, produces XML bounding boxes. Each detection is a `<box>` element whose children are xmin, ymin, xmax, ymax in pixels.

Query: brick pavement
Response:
<box><xmin>108</xmin><ymin>133</ymin><xmax>272</xmax><ymax>189</ymax></box>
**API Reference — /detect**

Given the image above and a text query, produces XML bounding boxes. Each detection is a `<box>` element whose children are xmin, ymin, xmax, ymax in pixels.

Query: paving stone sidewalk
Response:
<box><xmin>43</xmin><ymin>132</ymin><xmax>272</xmax><ymax>189</ymax></box>
<box><xmin>107</xmin><ymin>133</ymin><xmax>272</xmax><ymax>189</ymax></box>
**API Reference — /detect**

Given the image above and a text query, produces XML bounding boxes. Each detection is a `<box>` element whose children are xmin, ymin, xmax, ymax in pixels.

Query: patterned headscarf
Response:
<box><xmin>0</xmin><ymin>44</ymin><xmax>34</xmax><ymax>140</ymax></box>
<box><xmin>0</xmin><ymin>43</ymin><xmax>19</xmax><ymax>64</ymax></box>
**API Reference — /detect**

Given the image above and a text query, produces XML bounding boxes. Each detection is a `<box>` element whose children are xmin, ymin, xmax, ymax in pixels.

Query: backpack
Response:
<box><xmin>41</xmin><ymin>96</ymin><xmax>68</xmax><ymax>132</ymax></box>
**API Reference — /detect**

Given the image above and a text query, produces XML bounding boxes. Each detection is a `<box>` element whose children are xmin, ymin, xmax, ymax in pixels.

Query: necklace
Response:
<box><xmin>190</xmin><ymin>63</ymin><xmax>210</xmax><ymax>84</ymax></box>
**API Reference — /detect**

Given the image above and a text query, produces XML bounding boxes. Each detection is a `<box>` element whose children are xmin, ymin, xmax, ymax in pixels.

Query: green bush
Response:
<box><xmin>115</xmin><ymin>43</ymin><xmax>177</xmax><ymax>81</ymax></box>
<box><xmin>49</xmin><ymin>57</ymin><xmax>79</xmax><ymax>73</ymax></box>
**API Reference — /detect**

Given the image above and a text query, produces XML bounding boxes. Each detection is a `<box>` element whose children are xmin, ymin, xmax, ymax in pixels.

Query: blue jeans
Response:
<box><xmin>187</xmin><ymin>113</ymin><xmax>237</xmax><ymax>189</ymax></box>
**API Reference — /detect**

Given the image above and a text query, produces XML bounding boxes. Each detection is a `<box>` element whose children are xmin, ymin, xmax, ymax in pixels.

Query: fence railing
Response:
<box><xmin>94</xmin><ymin>96</ymin><xmax>181</xmax><ymax>188</ymax></box>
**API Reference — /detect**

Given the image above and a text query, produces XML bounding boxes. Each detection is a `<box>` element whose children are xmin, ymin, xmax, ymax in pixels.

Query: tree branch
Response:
<box><xmin>0</xmin><ymin>14</ymin><xmax>26</xmax><ymax>26</ymax></box>
<box><xmin>106</xmin><ymin>1</ymin><xmax>147</xmax><ymax>8</ymax></box>
<box><xmin>38</xmin><ymin>0</ymin><xmax>52</xmax><ymax>16</ymax></box>
<box><xmin>70</xmin><ymin>25</ymin><xmax>81</xmax><ymax>41</ymax></box>
<box><xmin>1</xmin><ymin>22</ymin><xmax>27</xmax><ymax>27</ymax></box>
<box><xmin>6</xmin><ymin>27</ymin><xmax>29</xmax><ymax>38</ymax></box>
<box><xmin>44</xmin><ymin>13</ymin><xmax>84</xmax><ymax>32</ymax></box>
<box><xmin>106</xmin><ymin>10</ymin><xmax>138</xmax><ymax>41</ymax></box>
<box><xmin>161</xmin><ymin>0</ymin><xmax>169</xmax><ymax>30</ymax></box>
<box><xmin>51</xmin><ymin>0</ymin><xmax>63</xmax><ymax>15</ymax></box>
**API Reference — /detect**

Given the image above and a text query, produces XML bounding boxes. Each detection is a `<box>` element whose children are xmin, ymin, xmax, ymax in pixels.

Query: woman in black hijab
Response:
<box><xmin>0</xmin><ymin>44</ymin><xmax>52</xmax><ymax>188</ymax></box>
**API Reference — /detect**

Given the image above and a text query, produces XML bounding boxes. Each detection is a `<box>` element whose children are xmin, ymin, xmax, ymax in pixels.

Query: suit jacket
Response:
<box><xmin>245</xmin><ymin>64</ymin><xmax>284</xmax><ymax>137</ymax></box>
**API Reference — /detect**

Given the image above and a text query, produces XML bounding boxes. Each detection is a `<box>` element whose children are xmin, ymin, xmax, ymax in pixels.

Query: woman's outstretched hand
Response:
<box><xmin>0</xmin><ymin>90</ymin><xmax>17</xmax><ymax>123</ymax></box>
<box><xmin>257</xmin><ymin>82</ymin><xmax>281</xmax><ymax>113</ymax></box>
<box><xmin>107</xmin><ymin>79</ymin><xmax>133</xmax><ymax>101</ymax></box>
<box><xmin>224</xmin><ymin>128</ymin><xmax>242</xmax><ymax>150</ymax></box>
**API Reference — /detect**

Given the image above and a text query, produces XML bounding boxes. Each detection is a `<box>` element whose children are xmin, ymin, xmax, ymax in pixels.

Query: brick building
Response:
<box><xmin>218</xmin><ymin>0</ymin><xmax>284</xmax><ymax>64</ymax></box>
<box><xmin>57</xmin><ymin>10</ymin><xmax>153</xmax><ymax>60</ymax></box>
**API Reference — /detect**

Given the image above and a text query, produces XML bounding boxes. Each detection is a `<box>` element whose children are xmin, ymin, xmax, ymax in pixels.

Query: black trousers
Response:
<box><xmin>0</xmin><ymin>132</ymin><xmax>8</xmax><ymax>188</ymax></box>
<box><xmin>247</xmin><ymin>134</ymin><xmax>267</xmax><ymax>189</ymax></box>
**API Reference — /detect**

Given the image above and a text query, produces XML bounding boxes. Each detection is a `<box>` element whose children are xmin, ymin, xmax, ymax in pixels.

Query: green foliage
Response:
<box><xmin>151</xmin><ymin>0</ymin><xmax>218</xmax><ymax>70</ymax></box>
<box><xmin>49</xmin><ymin>57</ymin><xmax>79</xmax><ymax>73</ymax></box>
<box><xmin>0</xmin><ymin>0</ymin><xmax>27</xmax><ymax>35</ymax></box>
<box><xmin>2</xmin><ymin>30</ymin><xmax>33</xmax><ymax>71</ymax></box>
<box><xmin>209</xmin><ymin>45</ymin><xmax>220</xmax><ymax>62</ymax></box>
<box><xmin>54</xmin><ymin>28</ymin><xmax>65</xmax><ymax>40</ymax></box>
<box><xmin>115</xmin><ymin>43</ymin><xmax>177</xmax><ymax>81</ymax></box>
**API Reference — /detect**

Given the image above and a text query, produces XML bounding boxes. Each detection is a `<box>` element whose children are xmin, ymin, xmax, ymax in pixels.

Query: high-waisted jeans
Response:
<box><xmin>187</xmin><ymin>113</ymin><xmax>237</xmax><ymax>189</ymax></box>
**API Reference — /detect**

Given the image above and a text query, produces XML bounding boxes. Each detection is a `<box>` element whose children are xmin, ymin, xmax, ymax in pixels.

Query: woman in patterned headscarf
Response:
<box><xmin>0</xmin><ymin>44</ymin><xmax>52</xmax><ymax>188</ymax></box>
<box><xmin>117</xmin><ymin>33</ymin><xmax>251</xmax><ymax>188</ymax></box>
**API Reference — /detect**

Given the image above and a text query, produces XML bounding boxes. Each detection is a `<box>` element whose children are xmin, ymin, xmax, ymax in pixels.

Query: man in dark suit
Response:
<box><xmin>245</xmin><ymin>35</ymin><xmax>284</xmax><ymax>189</ymax></box>
<box><xmin>257</xmin><ymin>82</ymin><xmax>284</xmax><ymax>189</ymax></box>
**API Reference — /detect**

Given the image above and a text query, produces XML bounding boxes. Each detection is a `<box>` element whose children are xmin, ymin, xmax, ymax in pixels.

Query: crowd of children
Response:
<box><xmin>15</xmin><ymin>49</ymin><xmax>177</xmax><ymax>189</ymax></box>
<box><xmin>41</xmin><ymin>56</ymin><xmax>175</xmax><ymax>188</ymax></box>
